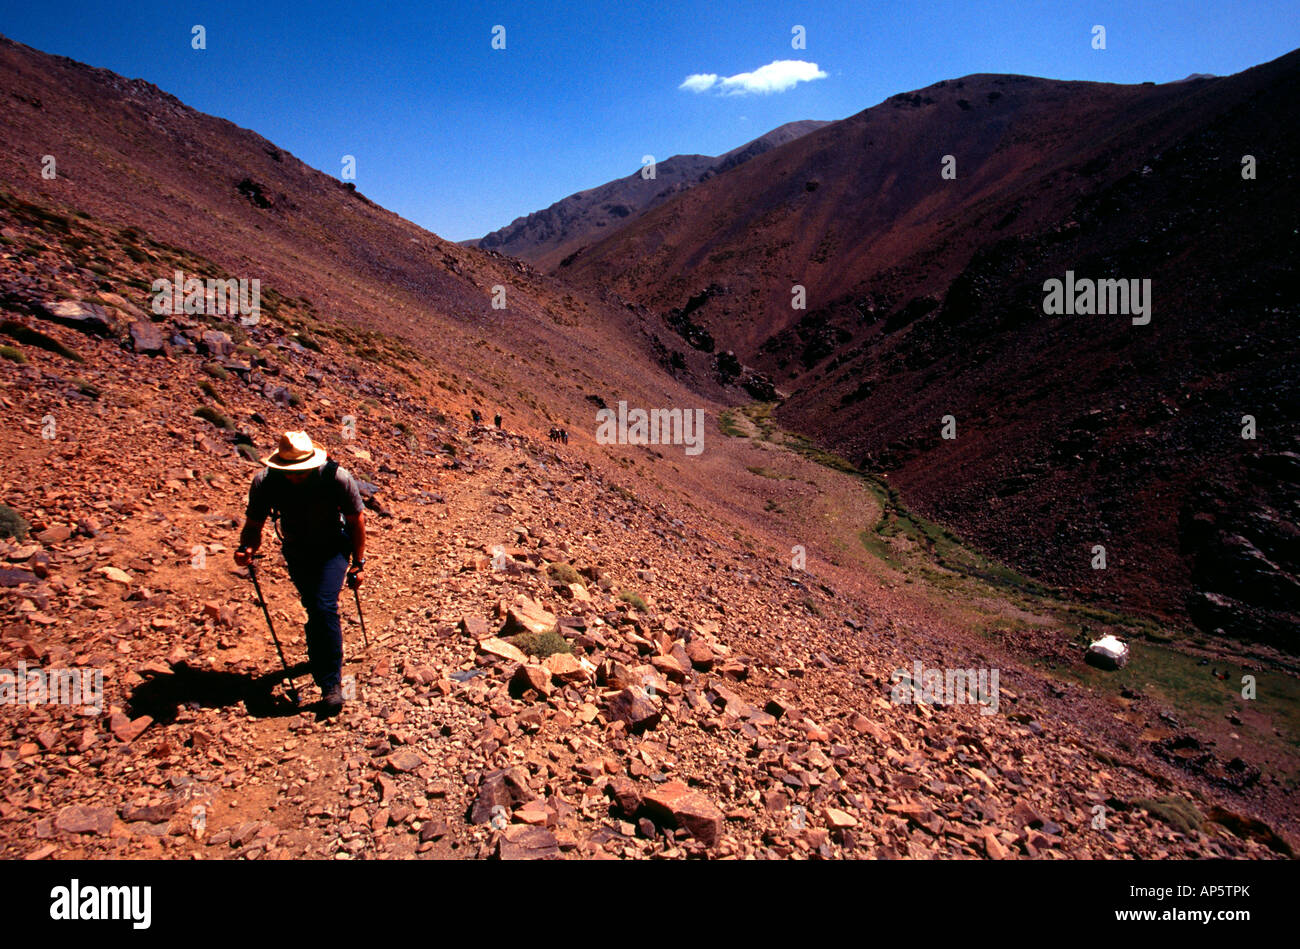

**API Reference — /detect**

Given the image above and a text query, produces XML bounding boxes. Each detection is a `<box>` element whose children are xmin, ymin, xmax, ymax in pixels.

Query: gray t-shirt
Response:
<box><xmin>244</xmin><ymin>460</ymin><xmax>364</xmax><ymax>559</ymax></box>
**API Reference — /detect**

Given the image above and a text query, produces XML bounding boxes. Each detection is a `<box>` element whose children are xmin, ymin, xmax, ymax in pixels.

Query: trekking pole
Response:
<box><xmin>351</xmin><ymin>585</ymin><xmax>371</xmax><ymax>650</ymax></box>
<box><xmin>247</xmin><ymin>557</ymin><xmax>300</xmax><ymax>705</ymax></box>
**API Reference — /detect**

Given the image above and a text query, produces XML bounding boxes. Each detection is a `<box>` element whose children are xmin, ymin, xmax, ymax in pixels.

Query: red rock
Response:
<box><xmin>478</xmin><ymin>637</ymin><xmax>527</xmax><ymax>664</ymax></box>
<box><xmin>605</xmin><ymin>776</ymin><xmax>642</xmax><ymax>817</ymax></box>
<box><xmin>543</xmin><ymin>652</ymin><xmax>589</xmax><ymax>684</ymax></box>
<box><xmin>510</xmin><ymin>663</ymin><xmax>553</xmax><ymax>698</ymax></box>
<box><xmin>500</xmin><ymin>596</ymin><xmax>557</xmax><ymax>636</ymax></box>
<box><xmin>110</xmin><ymin>712</ymin><xmax>152</xmax><ymax>742</ymax></box>
<box><xmin>850</xmin><ymin>714</ymin><xmax>888</xmax><ymax>743</ymax></box>
<box><xmin>761</xmin><ymin>789</ymin><xmax>791</xmax><ymax>815</ymax></box>
<box><xmin>385</xmin><ymin>749</ymin><xmax>425</xmax><ymax>773</ymax></box>
<box><xmin>1012</xmin><ymin>800</ymin><xmax>1045</xmax><ymax>829</ymax></box>
<box><xmin>55</xmin><ymin>805</ymin><xmax>115</xmax><ymax>835</ymax></box>
<box><xmin>804</xmin><ymin>722</ymin><xmax>831</xmax><ymax>742</ymax></box>
<box><xmin>650</xmin><ymin>655</ymin><xmax>687</xmax><ymax>682</ymax></box>
<box><xmin>495</xmin><ymin>825</ymin><xmax>560</xmax><ymax>860</ymax></box>
<box><xmin>605</xmin><ymin>686</ymin><xmax>661</xmax><ymax>732</ymax></box>
<box><xmin>684</xmin><ymin>640</ymin><xmax>715</xmax><ymax>670</ymax></box>
<box><xmin>825</xmin><ymin>807</ymin><xmax>858</xmax><ymax>829</ymax></box>
<box><xmin>36</xmin><ymin>526</ymin><xmax>72</xmax><ymax>545</ymax></box>
<box><xmin>985</xmin><ymin>833</ymin><xmax>1010</xmax><ymax>859</ymax></box>
<box><xmin>128</xmin><ymin>321</ymin><xmax>166</xmax><ymax>354</ymax></box>
<box><xmin>514</xmin><ymin>800</ymin><xmax>552</xmax><ymax>825</ymax></box>
<box><xmin>471</xmin><ymin>768</ymin><xmax>532</xmax><ymax>824</ymax></box>
<box><xmin>643</xmin><ymin>780</ymin><xmax>724</xmax><ymax>846</ymax></box>
<box><xmin>460</xmin><ymin>615</ymin><xmax>490</xmax><ymax>639</ymax></box>
<box><xmin>419</xmin><ymin>819</ymin><xmax>449</xmax><ymax>842</ymax></box>
<box><xmin>765</xmin><ymin>697</ymin><xmax>793</xmax><ymax>719</ymax></box>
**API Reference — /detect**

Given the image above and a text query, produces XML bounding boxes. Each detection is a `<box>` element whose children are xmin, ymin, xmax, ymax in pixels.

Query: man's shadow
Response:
<box><xmin>128</xmin><ymin>660</ymin><xmax>319</xmax><ymax>722</ymax></box>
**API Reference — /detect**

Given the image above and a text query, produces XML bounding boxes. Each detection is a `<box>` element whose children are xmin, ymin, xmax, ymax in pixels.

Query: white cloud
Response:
<box><xmin>679</xmin><ymin>73</ymin><xmax>719</xmax><ymax>93</ymax></box>
<box><xmin>680</xmin><ymin>60</ymin><xmax>827</xmax><ymax>96</ymax></box>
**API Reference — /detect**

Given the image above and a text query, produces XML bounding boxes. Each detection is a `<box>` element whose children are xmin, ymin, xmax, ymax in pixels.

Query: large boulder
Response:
<box><xmin>470</xmin><ymin>767</ymin><xmax>532</xmax><ymax>824</ymax></box>
<box><xmin>38</xmin><ymin>300</ymin><xmax>117</xmax><ymax>337</ymax></box>
<box><xmin>495</xmin><ymin>825</ymin><xmax>560</xmax><ymax>860</ymax></box>
<box><xmin>604</xmin><ymin>685</ymin><xmax>661</xmax><ymax>732</ymax></box>
<box><xmin>128</xmin><ymin>321</ymin><xmax>167</xmax><ymax>354</ymax></box>
<box><xmin>500</xmin><ymin>596</ymin><xmax>557</xmax><ymax>636</ymax></box>
<box><xmin>200</xmin><ymin>329</ymin><xmax>234</xmax><ymax>357</ymax></box>
<box><xmin>642</xmin><ymin>781</ymin><xmax>724</xmax><ymax>846</ymax></box>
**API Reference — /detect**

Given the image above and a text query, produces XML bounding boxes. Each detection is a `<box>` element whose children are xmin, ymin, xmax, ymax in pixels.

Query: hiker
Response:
<box><xmin>471</xmin><ymin>409</ymin><xmax>482</xmax><ymax>426</ymax></box>
<box><xmin>560</xmin><ymin>428</ymin><xmax>568</xmax><ymax>445</ymax></box>
<box><xmin>233</xmin><ymin>431</ymin><xmax>366</xmax><ymax>715</ymax></box>
<box><xmin>494</xmin><ymin>413</ymin><xmax>502</xmax><ymax>429</ymax></box>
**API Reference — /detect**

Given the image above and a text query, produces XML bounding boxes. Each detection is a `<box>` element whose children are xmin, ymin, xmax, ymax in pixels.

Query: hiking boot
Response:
<box><xmin>320</xmin><ymin>684</ymin><xmax>344</xmax><ymax>716</ymax></box>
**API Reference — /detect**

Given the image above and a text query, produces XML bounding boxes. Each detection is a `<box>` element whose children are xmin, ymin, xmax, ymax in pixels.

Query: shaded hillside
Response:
<box><xmin>469</xmin><ymin>121</ymin><xmax>829</xmax><ymax>270</ymax></box>
<box><xmin>557</xmin><ymin>53</ymin><xmax>1300</xmax><ymax>649</ymax></box>
<box><xmin>0</xmin><ymin>33</ymin><xmax>724</xmax><ymax>422</ymax></box>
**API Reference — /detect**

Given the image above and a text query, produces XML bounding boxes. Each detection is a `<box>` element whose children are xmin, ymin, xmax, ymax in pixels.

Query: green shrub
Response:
<box><xmin>198</xmin><ymin>379</ymin><xmax>224</xmax><ymax>404</ymax></box>
<box><xmin>194</xmin><ymin>405</ymin><xmax>234</xmax><ymax>430</ymax></box>
<box><xmin>1134</xmin><ymin>797</ymin><xmax>1204</xmax><ymax>836</ymax></box>
<box><xmin>0</xmin><ymin>345</ymin><xmax>26</xmax><ymax>364</ymax></box>
<box><xmin>505</xmin><ymin>628</ymin><xmax>573</xmax><ymax>658</ymax></box>
<box><xmin>546</xmin><ymin>562</ymin><xmax>581</xmax><ymax>585</ymax></box>
<box><xmin>618</xmin><ymin>590</ymin><xmax>648</xmax><ymax>612</ymax></box>
<box><xmin>202</xmin><ymin>362</ymin><xmax>229</xmax><ymax>380</ymax></box>
<box><xmin>0</xmin><ymin>504</ymin><xmax>28</xmax><ymax>540</ymax></box>
<box><xmin>75</xmin><ymin>380</ymin><xmax>101</xmax><ymax>400</ymax></box>
<box><xmin>236</xmin><ymin>444</ymin><xmax>259</xmax><ymax>461</ymax></box>
<box><xmin>1</xmin><ymin>320</ymin><xmax>82</xmax><ymax>360</ymax></box>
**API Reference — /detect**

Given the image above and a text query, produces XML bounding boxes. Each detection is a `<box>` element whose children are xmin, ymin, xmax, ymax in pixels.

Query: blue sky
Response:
<box><xmin>4</xmin><ymin>1</ymin><xmax>1298</xmax><ymax>241</ymax></box>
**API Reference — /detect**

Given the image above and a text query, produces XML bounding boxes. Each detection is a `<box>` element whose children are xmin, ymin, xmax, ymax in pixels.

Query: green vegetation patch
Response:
<box><xmin>1132</xmin><ymin>796</ymin><xmax>1204</xmax><ymax>836</ymax></box>
<box><xmin>0</xmin><ymin>321</ymin><xmax>83</xmax><ymax>360</ymax></box>
<box><xmin>194</xmin><ymin>405</ymin><xmax>234</xmax><ymax>430</ymax></box>
<box><xmin>0</xmin><ymin>504</ymin><xmax>29</xmax><ymax>540</ymax></box>
<box><xmin>618</xmin><ymin>590</ymin><xmax>648</xmax><ymax>612</ymax></box>
<box><xmin>545</xmin><ymin>562</ymin><xmax>582</xmax><ymax>585</ymax></box>
<box><xmin>505</xmin><ymin>628</ymin><xmax>573</xmax><ymax>658</ymax></box>
<box><xmin>198</xmin><ymin>379</ymin><xmax>224</xmax><ymax>404</ymax></box>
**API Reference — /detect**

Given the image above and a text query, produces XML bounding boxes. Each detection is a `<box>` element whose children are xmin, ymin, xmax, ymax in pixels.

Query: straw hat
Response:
<box><xmin>262</xmin><ymin>431</ymin><xmax>327</xmax><ymax>470</ymax></box>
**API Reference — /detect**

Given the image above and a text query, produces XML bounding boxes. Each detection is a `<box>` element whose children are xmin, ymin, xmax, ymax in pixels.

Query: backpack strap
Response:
<box><xmin>266</xmin><ymin>460</ymin><xmax>343</xmax><ymax>544</ymax></box>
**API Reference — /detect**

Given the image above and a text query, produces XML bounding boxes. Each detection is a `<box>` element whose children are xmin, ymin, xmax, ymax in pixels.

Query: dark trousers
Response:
<box><xmin>284</xmin><ymin>550</ymin><xmax>348</xmax><ymax>690</ymax></box>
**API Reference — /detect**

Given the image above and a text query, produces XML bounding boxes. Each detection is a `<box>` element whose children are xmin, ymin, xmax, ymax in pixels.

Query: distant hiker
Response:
<box><xmin>494</xmin><ymin>413</ymin><xmax>502</xmax><ymax>429</ymax></box>
<box><xmin>234</xmin><ymin>431</ymin><xmax>366</xmax><ymax>716</ymax></box>
<box><xmin>471</xmin><ymin>409</ymin><xmax>482</xmax><ymax>425</ymax></box>
<box><xmin>560</xmin><ymin>428</ymin><xmax>568</xmax><ymax>445</ymax></box>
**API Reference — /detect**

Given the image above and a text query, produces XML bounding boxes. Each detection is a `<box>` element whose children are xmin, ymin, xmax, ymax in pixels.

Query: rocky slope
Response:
<box><xmin>1</xmin><ymin>301</ymin><xmax>1293</xmax><ymax>859</ymax></box>
<box><xmin>553</xmin><ymin>53</ymin><xmax>1300</xmax><ymax>650</ymax></box>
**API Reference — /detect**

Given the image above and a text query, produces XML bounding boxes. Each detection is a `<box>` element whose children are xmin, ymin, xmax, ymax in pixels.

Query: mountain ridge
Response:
<box><xmin>466</xmin><ymin>119</ymin><xmax>831</xmax><ymax>268</ymax></box>
<box><xmin>552</xmin><ymin>51</ymin><xmax>1300</xmax><ymax>648</ymax></box>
